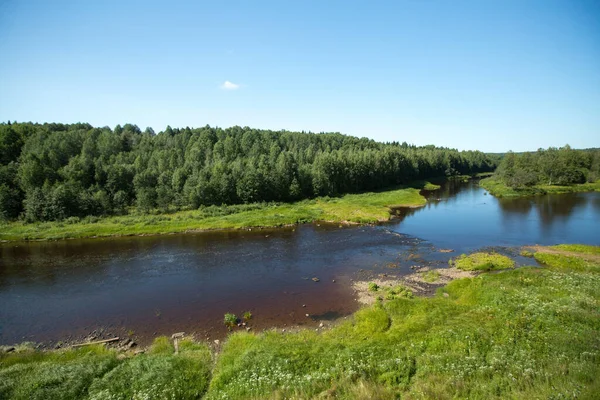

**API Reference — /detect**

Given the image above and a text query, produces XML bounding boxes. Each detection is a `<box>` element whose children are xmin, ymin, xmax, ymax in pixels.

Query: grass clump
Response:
<box><xmin>383</xmin><ymin>285</ymin><xmax>414</xmax><ymax>300</ymax></box>
<box><xmin>450</xmin><ymin>252</ymin><xmax>515</xmax><ymax>271</ymax></box>
<box><xmin>224</xmin><ymin>313</ymin><xmax>238</xmax><ymax>329</ymax></box>
<box><xmin>420</xmin><ymin>269</ymin><xmax>441</xmax><ymax>283</ymax></box>
<box><xmin>242</xmin><ymin>311</ymin><xmax>252</xmax><ymax>321</ymax></box>
<box><xmin>520</xmin><ymin>249</ymin><xmax>534</xmax><ymax>257</ymax></box>
<box><xmin>368</xmin><ymin>282</ymin><xmax>380</xmax><ymax>292</ymax></box>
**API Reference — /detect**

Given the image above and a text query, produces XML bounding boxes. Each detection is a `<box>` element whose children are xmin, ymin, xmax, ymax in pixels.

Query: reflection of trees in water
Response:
<box><xmin>498</xmin><ymin>198</ymin><xmax>533</xmax><ymax>215</ymax></box>
<box><xmin>535</xmin><ymin>194</ymin><xmax>587</xmax><ymax>229</ymax></box>
<box><xmin>498</xmin><ymin>193</ymin><xmax>588</xmax><ymax>229</ymax></box>
<box><xmin>591</xmin><ymin>197</ymin><xmax>600</xmax><ymax>214</ymax></box>
<box><xmin>393</xmin><ymin>179</ymin><xmax>475</xmax><ymax>223</ymax></box>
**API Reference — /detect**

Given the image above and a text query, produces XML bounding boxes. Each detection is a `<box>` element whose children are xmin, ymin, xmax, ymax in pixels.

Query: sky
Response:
<box><xmin>0</xmin><ymin>0</ymin><xmax>599</xmax><ymax>152</ymax></box>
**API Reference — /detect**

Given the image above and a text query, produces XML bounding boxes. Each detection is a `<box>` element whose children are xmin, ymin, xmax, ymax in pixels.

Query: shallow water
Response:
<box><xmin>1</xmin><ymin>180</ymin><xmax>598</xmax><ymax>345</ymax></box>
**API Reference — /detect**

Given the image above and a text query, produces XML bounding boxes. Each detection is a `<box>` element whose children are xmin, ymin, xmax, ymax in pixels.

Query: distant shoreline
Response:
<box><xmin>479</xmin><ymin>177</ymin><xmax>600</xmax><ymax>198</ymax></box>
<box><xmin>0</xmin><ymin>185</ymin><xmax>431</xmax><ymax>242</ymax></box>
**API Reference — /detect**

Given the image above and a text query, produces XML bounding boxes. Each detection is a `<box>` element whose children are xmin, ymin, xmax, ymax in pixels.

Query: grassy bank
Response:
<box><xmin>0</xmin><ymin>186</ymin><xmax>426</xmax><ymax>242</ymax></box>
<box><xmin>480</xmin><ymin>177</ymin><xmax>600</xmax><ymax>198</ymax></box>
<box><xmin>2</xmin><ymin>244</ymin><xmax>599</xmax><ymax>399</ymax></box>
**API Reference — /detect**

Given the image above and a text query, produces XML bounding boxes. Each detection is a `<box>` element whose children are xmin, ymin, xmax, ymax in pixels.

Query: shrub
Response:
<box><xmin>224</xmin><ymin>313</ymin><xmax>238</xmax><ymax>329</ymax></box>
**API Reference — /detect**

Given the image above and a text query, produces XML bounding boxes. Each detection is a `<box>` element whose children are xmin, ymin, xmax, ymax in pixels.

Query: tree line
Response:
<box><xmin>494</xmin><ymin>145</ymin><xmax>600</xmax><ymax>189</ymax></box>
<box><xmin>0</xmin><ymin>122</ymin><xmax>497</xmax><ymax>222</ymax></box>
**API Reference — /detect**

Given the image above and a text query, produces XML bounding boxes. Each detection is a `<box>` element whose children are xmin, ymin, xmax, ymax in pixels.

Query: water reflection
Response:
<box><xmin>389</xmin><ymin>179</ymin><xmax>600</xmax><ymax>250</ymax></box>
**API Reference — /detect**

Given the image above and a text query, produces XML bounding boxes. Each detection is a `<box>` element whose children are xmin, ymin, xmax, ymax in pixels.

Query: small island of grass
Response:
<box><xmin>450</xmin><ymin>252</ymin><xmax>515</xmax><ymax>271</ymax></box>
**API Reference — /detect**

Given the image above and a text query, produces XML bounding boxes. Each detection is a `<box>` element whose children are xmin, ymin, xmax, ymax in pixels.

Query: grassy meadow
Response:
<box><xmin>479</xmin><ymin>177</ymin><xmax>600</xmax><ymax>198</ymax></box>
<box><xmin>1</xmin><ymin>244</ymin><xmax>599</xmax><ymax>399</ymax></box>
<box><xmin>0</xmin><ymin>186</ymin><xmax>427</xmax><ymax>242</ymax></box>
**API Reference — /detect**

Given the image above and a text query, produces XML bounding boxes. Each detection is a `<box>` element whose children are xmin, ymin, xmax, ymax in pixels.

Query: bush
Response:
<box><xmin>224</xmin><ymin>313</ymin><xmax>238</xmax><ymax>329</ymax></box>
<box><xmin>368</xmin><ymin>282</ymin><xmax>380</xmax><ymax>292</ymax></box>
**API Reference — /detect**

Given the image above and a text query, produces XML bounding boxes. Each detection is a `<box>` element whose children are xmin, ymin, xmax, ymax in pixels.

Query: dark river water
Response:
<box><xmin>1</xmin><ymin>180</ymin><xmax>599</xmax><ymax>345</ymax></box>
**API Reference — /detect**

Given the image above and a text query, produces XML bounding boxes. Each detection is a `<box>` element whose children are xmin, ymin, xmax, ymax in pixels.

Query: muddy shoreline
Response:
<box><xmin>6</xmin><ymin>262</ymin><xmax>474</xmax><ymax>352</ymax></box>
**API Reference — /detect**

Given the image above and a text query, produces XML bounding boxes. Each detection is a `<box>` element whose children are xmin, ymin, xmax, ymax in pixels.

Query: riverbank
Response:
<box><xmin>479</xmin><ymin>177</ymin><xmax>600</xmax><ymax>198</ymax></box>
<box><xmin>2</xmin><ymin>244</ymin><xmax>598</xmax><ymax>399</ymax></box>
<box><xmin>0</xmin><ymin>185</ymin><xmax>428</xmax><ymax>242</ymax></box>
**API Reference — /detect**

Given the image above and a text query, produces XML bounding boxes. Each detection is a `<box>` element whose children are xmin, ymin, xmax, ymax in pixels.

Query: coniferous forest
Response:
<box><xmin>0</xmin><ymin>122</ymin><xmax>497</xmax><ymax>222</ymax></box>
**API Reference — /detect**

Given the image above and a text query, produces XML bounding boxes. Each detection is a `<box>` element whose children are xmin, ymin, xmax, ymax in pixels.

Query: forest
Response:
<box><xmin>492</xmin><ymin>146</ymin><xmax>600</xmax><ymax>189</ymax></box>
<box><xmin>0</xmin><ymin>122</ymin><xmax>497</xmax><ymax>222</ymax></box>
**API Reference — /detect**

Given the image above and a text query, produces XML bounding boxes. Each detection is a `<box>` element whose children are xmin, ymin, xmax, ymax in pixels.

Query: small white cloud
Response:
<box><xmin>221</xmin><ymin>80</ymin><xmax>240</xmax><ymax>90</ymax></box>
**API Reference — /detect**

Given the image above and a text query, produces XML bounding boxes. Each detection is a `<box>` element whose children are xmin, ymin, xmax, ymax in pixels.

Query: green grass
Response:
<box><xmin>480</xmin><ymin>177</ymin><xmax>600</xmax><ymax>198</ymax></box>
<box><xmin>2</xmin><ymin>245</ymin><xmax>599</xmax><ymax>399</ymax></box>
<box><xmin>450</xmin><ymin>252</ymin><xmax>515</xmax><ymax>271</ymax></box>
<box><xmin>0</xmin><ymin>338</ymin><xmax>212</xmax><ymax>400</ymax></box>
<box><xmin>409</xmin><ymin>180</ymin><xmax>441</xmax><ymax>191</ymax></box>
<box><xmin>534</xmin><ymin>252</ymin><xmax>600</xmax><ymax>273</ymax></box>
<box><xmin>421</xmin><ymin>269</ymin><xmax>441</xmax><ymax>283</ymax></box>
<box><xmin>0</xmin><ymin>186</ymin><xmax>426</xmax><ymax>242</ymax></box>
<box><xmin>551</xmin><ymin>244</ymin><xmax>600</xmax><ymax>255</ymax></box>
<box><xmin>520</xmin><ymin>249</ymin><xmax>534</xmax><ymax>257</ymax></box>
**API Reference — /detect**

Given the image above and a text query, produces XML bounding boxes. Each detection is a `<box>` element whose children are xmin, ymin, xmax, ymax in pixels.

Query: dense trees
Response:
<box><xmin>494</xmin><ymin>145</ymin><xmax>600</xmax><ymax>189</ymax></box>
<box><xmin>0</xmin><ymin>122</ymin><xmax>497</xmax><ymax>222</ymax></box>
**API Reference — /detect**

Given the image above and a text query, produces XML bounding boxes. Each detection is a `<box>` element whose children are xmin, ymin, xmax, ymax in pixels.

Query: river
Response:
<box><xmin>1</xmin><ymin>179</ymin><xmax>599</xmax><ymax>345</ymax></box>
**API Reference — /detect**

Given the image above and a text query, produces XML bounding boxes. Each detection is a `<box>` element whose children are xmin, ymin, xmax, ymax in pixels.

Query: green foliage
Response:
<box><xmin>0</xmin><ymin>340</ymin><xmax>212</xmax><ymax>400</ymax></box>
<box><xmin>87</xmin><ymin>351</ymin><xmax>211</xmax><ymax>400</ymax></box>
<box><xmin>0</xmin><ymin>122</ymin><xmax>497</xmax><ymax>223</ymax></box>
<box><xmin>450</xmin><ymin>252</ymin><xmax>515</xmax><ymax>271</ymax></box>
<box><xmin>368</xmin><ymin>282</ymin><xmax>380</xmax><ymax>292</ymax></box>
<box><xmin>421</xmin><ymin>270</ymin><xmax>441</xmax><ymax>282</ymax></box>
<box><xmin>224</xmin><ymin>313</ymin><xmax>238</xmax><ymax>328</ymax></box>
<box><xmin>0</xmin><ymin>347</ymin><xmax>119</xmax><ymax>400</ymax></box>
<box><xmin>534</xmin><ymin>252</ymin><xmax>599</xmax><ymax>273</ymax></box>
<box><xmin>520</xmin><ymin>249</ymin><xmax>534</xmax><ymax>257</ymax></box>
<box><xmin>480</xmin><ymin>177</ymin><xmax>600</xmax><ymax>198</ymax></box>
<box><xmin>242</xmin><ymin>311</ymin><xmax>252</xmax><ymax>321</ymax></box>
<box><xmin>148</xmin><ymin>336</ymin><xmax>174</xmax><ymax>355</ymax></box>
<box><xmin>487</xmin><ymin>146</ymin><xmax>600</xmax><ymax>194</ymax></box>
<box><xmin>384</xmin><ymin>285</ymin><xmax>414</xmax><ymax>300</ymax></box>
<box><xmin>551</xmin><ymin>244</ymin><xmax>600</xmax><ymax>255</ymax></box>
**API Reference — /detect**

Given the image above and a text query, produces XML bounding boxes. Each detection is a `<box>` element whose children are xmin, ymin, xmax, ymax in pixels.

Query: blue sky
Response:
<box><xmin>0</xmin><ymin>0</ymin><xmax>598</xmax><ymax>152</ymax></box>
